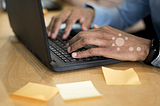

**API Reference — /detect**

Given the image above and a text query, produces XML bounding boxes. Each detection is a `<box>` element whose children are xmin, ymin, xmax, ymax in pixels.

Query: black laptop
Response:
<box><xmin>5</xmin><ymin>0</ymin><xmax>121</xmax><ymax>72</ymax></box>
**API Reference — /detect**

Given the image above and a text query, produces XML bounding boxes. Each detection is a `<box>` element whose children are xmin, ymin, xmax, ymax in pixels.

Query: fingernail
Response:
<box><xmin>62</xmin><ymin>34</ymin><xmax>67</xmax><ymax>40</ymax></box>
<box><xmin>93</xmin><ymin>24</ymin><xmax>99</xmax><ymax>28</ymax></box>
<box><xmin>83</xmin><ymin>27</ymin><xmax>88</xmax><ymax>31</ymax></box>
<box><xmin>72</xmin><ymin>53</ymin><xmax>77</xmax><ymax>58</ymax></box>
<box><xmin>67</xmin><ymin>47</ymin><xmax>71</xmax><ymax>53</ymax></box>
<box><xmin>51</xmin><ymin>33</ymin><xmax>55</xmax><ymax>39</ymax></box>
<box><xmin>48</xmin><ymin>31</ymin><xmax>51</xmax><ymax>37</ymax></box>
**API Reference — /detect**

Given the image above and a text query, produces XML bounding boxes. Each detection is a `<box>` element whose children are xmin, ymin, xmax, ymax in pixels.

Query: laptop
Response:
<box><xmin>5</xmin><ymin>0</ymin><xmax>121</xmax><ymax>72</ymax></box>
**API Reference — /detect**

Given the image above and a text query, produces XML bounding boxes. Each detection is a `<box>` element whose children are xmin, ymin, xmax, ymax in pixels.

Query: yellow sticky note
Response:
<box><xmin>56</xmin><ymin>81</ymin><xmax>102</xmax><ymax>101</ymax></box>
<box><xmin>102</xmin><ymin>67</ymin><xmax>142</xmax><ymax>85</ymax></box>
<box><xmin>12</xmin><ymin>82</ymin><xmax>59</xmax><ymax>101</ymax></box>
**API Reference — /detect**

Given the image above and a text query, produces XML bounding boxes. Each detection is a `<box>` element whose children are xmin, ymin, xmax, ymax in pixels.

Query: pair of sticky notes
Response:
<box><xmin>102</xmin><ymin>67</ymin><xmax>142</xmax><ymax>85</ymax></box>
<box><xmin>12</xmin><ymin>81</ymin><xmax>102</xmax><ymax>101</ymax></box>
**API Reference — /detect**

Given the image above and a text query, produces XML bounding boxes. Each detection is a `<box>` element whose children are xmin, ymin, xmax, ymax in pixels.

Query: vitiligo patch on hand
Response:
<box><xmin>112</xmin><ymin>33</ymin><xmax>141</xmax><ymax>52</ymax></box>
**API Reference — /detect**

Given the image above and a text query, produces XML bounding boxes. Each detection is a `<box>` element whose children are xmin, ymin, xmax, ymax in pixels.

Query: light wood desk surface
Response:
<box><xmin>0</xmin><ymin>5</ymin><xmax>160</xmax><ymax>106</ymax></box>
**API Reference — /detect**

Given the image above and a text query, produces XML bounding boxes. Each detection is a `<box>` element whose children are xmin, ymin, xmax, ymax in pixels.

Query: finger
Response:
<box><xmin>67</xmin><ymin>31</ymin><xmax>93</xmax><ymax>47</ymax></box>
<box><xmin>80</xmin><ymin>19</ymin><xmax>91</xmax><ymax>31</ymax></box>
<box><xmin>67</xmin><ymin>36</ymin><xmax>110</xmax><ymax>53</ymax></box>
<box><xmin>50</xmin><ymin>17</ymin><xmax>63</xmax><ymax>39</ymax></box>
<box><xmin>71</xmin><ymin>45</ymin><xmax>141</xmax><ymax>61</ymax></box>
<box><xmin>67</xmin><ymin>30</ymin><xmax>112</xmax><ymax>47</ymax></box>
<box><xmin>79</xmin><ymin>8</ymin><xmax>93</xmax><ymax>31</ymax></box>
<box><xmin>47</xmin><ymin>16</ymin><xmax>57</xmax><ymax>37</ymax></box>
<box><xmin>50</xmin><ymin>9</ymin><xmax>72</xmax><ymax>39</ymax></box>
<box><xmin>62</xmin><ymin>11</ymin><xmax>80</xmax><ymax>39</ymax></box>
<box><xmin>71</xmin><ymin>47</ymin><xmax>124</xmax><ymax>60</ymax></box>
<box><xmin>71</xmin><ymin>48</ymin><xmax>105</xmax><ymax>58</ymax></box>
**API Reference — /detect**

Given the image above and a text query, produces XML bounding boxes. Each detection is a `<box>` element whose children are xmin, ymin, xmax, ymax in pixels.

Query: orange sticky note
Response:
<box><xmin>102</xmin><ymin>67</ymin><xmax>142</xmax><ymax>85</ymax></box>
<box><xmin>12</xmin><ymin>82</ymin><xmax>59</xmax><ymax>101</ymax></box>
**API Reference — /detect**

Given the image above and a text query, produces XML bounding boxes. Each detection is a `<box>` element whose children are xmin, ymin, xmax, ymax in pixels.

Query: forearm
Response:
<box><xmin>84</xmin><ymin>0</ymin><xmax>150</xmax><ymax>30</ymax></box>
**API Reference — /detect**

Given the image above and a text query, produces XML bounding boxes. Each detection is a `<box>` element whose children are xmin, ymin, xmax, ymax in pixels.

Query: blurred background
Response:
<box><xmin>0</xmin><ymin>0</ymin><xmax>147</xmax><ymax>38</ymax></box>
<box><xmin>0</xmin><ymin>0</ymin><xmax>62</xmax><ymax>10</ymax></box>
<box><xmin>0</xmin><ymin>0</ymin><xmax>6</xmax><ymax>10</ymax></box>
<box><xmin>0</xmin><ymin>0</ymin><xmax>1</xmax><ymax>9</ymax></box>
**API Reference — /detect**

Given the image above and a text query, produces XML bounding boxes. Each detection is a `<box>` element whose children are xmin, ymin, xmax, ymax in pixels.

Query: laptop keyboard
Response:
<box><xmin>48</xmin><ymin>30</ymin><xmax>106</xmax><ymax>63</ymax></box>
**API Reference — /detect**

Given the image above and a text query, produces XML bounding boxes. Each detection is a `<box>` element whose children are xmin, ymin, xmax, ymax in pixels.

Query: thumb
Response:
<box><xmin>93</xmin><ymin>24</ymin><xmax>99</xmax><ymax>29</ymax></box>
<box><xmin>81</xmin><ymin>20</ymin><xmax>91</xmax><ymax>31</ymax></box>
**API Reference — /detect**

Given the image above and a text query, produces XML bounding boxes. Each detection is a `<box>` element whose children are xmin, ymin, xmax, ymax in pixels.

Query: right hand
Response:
<box><xmin>47</xmin><ymin>8</ymin><xmax>95</xmax><ymax>39</ymax></box>
<box><xmin>67</xmin><ymin>25</ymin><xmax>151</xmax><ymax>61</ymax></box>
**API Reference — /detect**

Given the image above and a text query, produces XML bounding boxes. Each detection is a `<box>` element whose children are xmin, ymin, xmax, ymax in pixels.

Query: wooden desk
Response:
<box><xmin>0</xmin><ymin>6</ymin><xmax>160</xmax><ymax>106</ymax></box>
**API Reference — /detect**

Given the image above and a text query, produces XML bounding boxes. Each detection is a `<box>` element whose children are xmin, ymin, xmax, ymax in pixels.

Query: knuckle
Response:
<box><xmin>66</xmin><ymin>20</ymin><xmax>74</xmax><ymax>25</ymax></box>
<box><xmin>77</xmin><ymin>51</ymin><xmax>84</xmax><ymax>57</ymax></box>
<box><xmin>77</xmin><ymin>31</ymin><xmax>85</xmax><ymax>38</ymax></box>
<box><xmin>72</xmin><ymin>9</ymin><xmax>81</xmax><ymax>18</ymax></box>
<box><xmin>101</xmin><ymin>26</ymin><xmax>111</xmax><ymax>30</ymax></box>
<box><xmin>55</xmin><ymin>17</ymin><xmax>62</xmax><ymax>23</ymax></box>
<box><xmin>100</xmin><ymin>32</ymin><xmax>106</xmax><ymax>38</ymax></box>
<box><xmin>82</xmin><ymin>36</ymin><xmax>90</xmax><ymax>44</ymax></box>
<box><xmin>88</xmin><ymin>48</ymin><xmax>96</xmax><ymax>55</ymax></box>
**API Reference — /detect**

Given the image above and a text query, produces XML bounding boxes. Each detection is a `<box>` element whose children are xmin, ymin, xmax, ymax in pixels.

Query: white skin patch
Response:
<box><xmin>112</xmin><ymin>33</ymin><xmax>141</xmax><ymax>52</ymax></box>
<box><xmin>116</xmin><ymin>38</ymin><xmax>124</xmax><ymax>46</ymax></box>
<box><xmin>137</xmin><ymin>47</ymin><xmax>141</xmax><ymax>51</ymax></box>
<box><xmin>117</xmin><ymin>47</ymin><xmax>120</xmax><ymax>51</ymax></box>
<box><xmin>125</xmin><ymin>37</ymin><xmax>128</xmax><ymax>40</ymax></box>
<box><xmin>129</xmin><ymin>47</ymin><xmax>134</xmax><ymax>51</ymax></box>
<box><xmin>112</xmin><ymin>33</ymin><xmax>127</xmax><ymax>51</ymax></box>
<box><xmin>118</xmin><ymin>33</ymin><xmax>122</xmax><ymax>36</ymax></box>
<box><xmin>112</xmin><ymin>43</ymin><xmax>115</xmax><ymax>46</ymax></box>
<box><xmin>112</xmin><ymin>37</ymin><xmax>115</xmax><ymax>40</ymax></box>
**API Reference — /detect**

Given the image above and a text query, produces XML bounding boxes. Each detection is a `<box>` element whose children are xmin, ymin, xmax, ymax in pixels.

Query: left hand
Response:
<box><xmin>47</xmin><ymin>7</ymin><xmax>94</xmax><ymax>39</ymax></box>
<box><xmin>66</xmin><ymin>26</ymin><xmax>151</xmax><ymax>61</ymax></box>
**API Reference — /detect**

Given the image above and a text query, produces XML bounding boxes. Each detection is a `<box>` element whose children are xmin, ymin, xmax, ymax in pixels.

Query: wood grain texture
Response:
<box><xmin>0</xmin><ymin>5</ymin><xmax>160</xmax><ymax>106</ymax></box>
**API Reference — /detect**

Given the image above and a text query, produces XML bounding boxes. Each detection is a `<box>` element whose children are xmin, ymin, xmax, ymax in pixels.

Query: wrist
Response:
<box><xmin>86</xmin><ymin>7</ymin><xmax>95</xmax><ymax>21</ymax></box>
<box><xmin>136</xmin><ymin>38</ymin><xmax>151</xmax><ymax>61</ymax></box>
<box><xmin>144</xmin><ymin>38</ymin><xmax>159</xmax><ymax>65</ymax></box>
